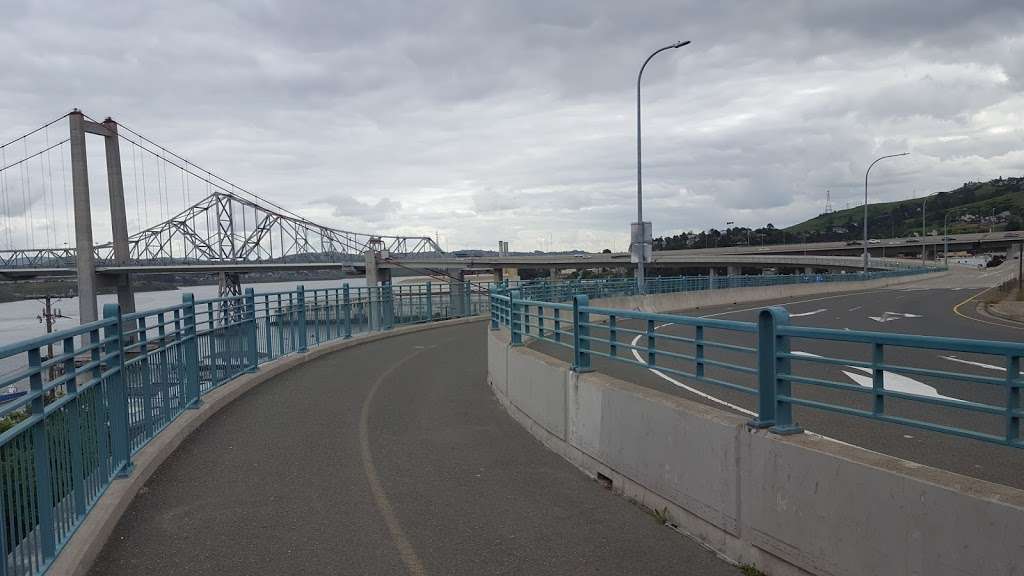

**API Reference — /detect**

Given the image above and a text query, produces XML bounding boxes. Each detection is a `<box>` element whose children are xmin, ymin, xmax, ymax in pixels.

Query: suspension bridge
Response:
<box><xmin>0</xmin><ymin>110</ymin><xmax>444</xmax><ymax>323</ymax></box>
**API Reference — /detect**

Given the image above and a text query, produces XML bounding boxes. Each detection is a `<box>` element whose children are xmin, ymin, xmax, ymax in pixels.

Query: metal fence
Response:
<box><xmin>490</xmin><ymin>287</ymin><xmax>1023</xmax><ymax>451</ymax></box>
<box><xmin>0</xmin><ymin>278</ymin><xmax>496</xmax><ymax>576</ymax></box>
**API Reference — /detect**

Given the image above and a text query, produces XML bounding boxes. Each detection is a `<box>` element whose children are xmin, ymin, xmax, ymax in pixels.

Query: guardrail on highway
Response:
<box><xmin>490</xmin><ymin>286</ymin><xmax>1023</xmax><ymax>451</ymax></box>
<box><xmin>0</xmin><ymin>280</ymin><xmax>492</xmax><ymax>576</ymax></box>
<box><xmin>510</xmin><ymin>265</ymin><xmax>938</xmax><ymax>302</ymax></box>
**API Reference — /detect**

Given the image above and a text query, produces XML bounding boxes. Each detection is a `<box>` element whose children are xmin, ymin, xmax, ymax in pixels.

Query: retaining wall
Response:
<box><xmin>487</xmin><ymin>328</ymin><xmax>1024</xmax><ymax>576</ymax></box>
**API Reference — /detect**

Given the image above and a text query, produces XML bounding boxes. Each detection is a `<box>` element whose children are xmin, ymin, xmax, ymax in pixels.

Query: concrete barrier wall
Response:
<box><xmin>487</xmin><ymin>328</ymin><xmax>1024</xmax><ymax>576</ymax></box>
<box><xmin>592</xmin><ymin>270</ymin><xmax>947</xmax><ymax>314</ymax></box>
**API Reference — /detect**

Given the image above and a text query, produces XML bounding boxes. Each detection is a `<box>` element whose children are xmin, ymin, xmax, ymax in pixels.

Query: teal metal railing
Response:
<box><xmin>490</xmin><ymin>284</ymin><xmax>1023</xmax><ymax>451</ymax></box>
<box><xmin>0</xmin><ymin>278</ymin><xmax>497</xmax><ymax>576</ymax></box>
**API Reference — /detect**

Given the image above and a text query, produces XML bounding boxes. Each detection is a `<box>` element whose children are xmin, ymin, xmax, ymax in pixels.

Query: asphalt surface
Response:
<box><xmin>88</xmin><ymin>322</ymin><xmax>740</xmax><ymax>576</ymax></box>
<box><xmin>532</xmin><ymin>263</ymin><xmax>1024</xmax><ymax>489</ymax></box>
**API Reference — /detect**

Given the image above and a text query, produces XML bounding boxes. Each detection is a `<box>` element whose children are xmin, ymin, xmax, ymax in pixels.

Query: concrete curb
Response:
<box><xmin>49</xmin><ymin>316</ymin><xmax>487</xmax><ymax>576</ymax></box>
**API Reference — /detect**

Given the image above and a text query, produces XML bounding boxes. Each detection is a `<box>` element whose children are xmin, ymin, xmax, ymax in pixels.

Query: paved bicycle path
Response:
<box><xmin>88</xmin><ymin>321</ymin><xmax>739</xmax><ymax>576</ymax></box>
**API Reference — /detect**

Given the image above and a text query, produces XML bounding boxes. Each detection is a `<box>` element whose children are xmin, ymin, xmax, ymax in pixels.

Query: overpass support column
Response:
<box><xmin>708</xmin><ymin>267</ymin><xmax>717</xmax><ymax>289</ymax></box>
<box><xmin>69</xmin><ymin>111</ymin><xmax>98</xmax><ymax>325</ymax></box>
<box><xmin>804</xmin><ymin>266</ymin><xmax>814</xmax><ymax>275</ymax></box>
<box><xmin>549</xmin><ymin>267</ymin><xmax>558</xmax><ymax>281</ymax></box>
<box><xmin>364</xmin><ymin>250</ymin><xmax>392</xmax><ymax>287</ymax></box>
<box><xmin>449</xmin><ymin>270</ymin><xmax>467</xmax><ymax>317</ymax></box>
<box><xmin>494</xmin><ymin>267</ymin><xmax>503</xmax><ymax>283</ymax></box>
<box><xmin>726</xmin><ymin>265</ymin><xmax>741</xmax><ymax>277</ymax></box>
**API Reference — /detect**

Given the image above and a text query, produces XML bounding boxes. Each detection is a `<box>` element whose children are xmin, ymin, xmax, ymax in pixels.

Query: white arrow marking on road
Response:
<box><xmin>940</xmin><ymin>355</ymin><xmax>1005</xmax><ymax>372</ymax></box>
<box><xmin>789</xmin><ymin>308</ymin><xmax>827</xmax><ymax>317</ymax></box>
<box><xmin>791</xmin><ymin>351</ymin><xmax>956</xmax><ymax>400</ymax></box>
<box><xmin>868</xmin><ymin>312</ymin><xmax>923</xmax><ymax>323</ymax></box>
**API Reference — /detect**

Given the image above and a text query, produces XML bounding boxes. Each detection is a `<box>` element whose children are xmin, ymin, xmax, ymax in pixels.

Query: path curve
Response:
<box><xmin>88</xmin><ymin>321</ymin><xmax>739</xmax><ymax>576</ymax></box>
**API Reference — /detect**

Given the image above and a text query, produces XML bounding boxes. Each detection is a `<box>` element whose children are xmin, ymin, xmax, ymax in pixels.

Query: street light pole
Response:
<box><xmin>636</xmin><ymin>40</ymin><xmax>690</xmax><ymax>294</ymax></box>
<box><xmin>863</xmin><ymin>152</ymin><xmax>910</xmax><ymax>273</ymax></box>
<box><xmin>921</xmin><ymin>196</ymin><xmax>927</xmax><ymax>264</ymax></box>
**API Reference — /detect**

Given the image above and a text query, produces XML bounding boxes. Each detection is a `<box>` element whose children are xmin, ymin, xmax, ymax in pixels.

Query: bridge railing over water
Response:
<box><xmin>490</xmin><ymin>285</ymin><xmax>1023</xmax><ymax>453</ymax></box>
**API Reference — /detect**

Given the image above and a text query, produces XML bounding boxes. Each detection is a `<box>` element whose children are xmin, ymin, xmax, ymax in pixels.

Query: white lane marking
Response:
<box><xmin>868</xmin><ymin>312</ymin><xmax>922</xmax><ymax>323</ymax></box>
<box><xmin>791</xmin><ymin>351</ymin><xmax>957</xmax><ymax>401</ymax></box>
<box><xmin>628</xmin><ymin>332</ymin><xmax>756</xmax><ymax>417</ymax></box>
<box><xmin>941</xmin><ymin>355</ymin><xmax>1005</xmax><ymax>372</ymax></box>
<box><xmin>700</xmin><ymin>291</ymin><xmax>887</xmax><ymax>318</ymax></box>
<box><xmin>848</xmin><ymin>306</ymin><xmax>863</xmax><ymax>312</ymax></box>
<box><xmin>789</xmin><ymin>308</ymin><xmax>827</xmax><ymax>317</ymax></box>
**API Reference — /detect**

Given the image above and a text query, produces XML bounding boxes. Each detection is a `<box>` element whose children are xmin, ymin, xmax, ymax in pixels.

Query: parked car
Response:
<box><xmin>906</xmin><ymin>238</ymin><xmax>921</xmax><ymax>243</ymax></box>
<box><xmin>845</xmin><ymin>240</ymin><xmax>861</xmax><ymax>246</ymax></box>
<box><xmin>867</xmin><ymin>239</ymin><xmax>881</xmax><ymax>244</ymax></box>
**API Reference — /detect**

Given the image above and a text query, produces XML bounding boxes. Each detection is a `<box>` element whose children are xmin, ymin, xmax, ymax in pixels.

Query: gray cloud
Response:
<box><xmin>0</xmin><ymin>0</ymin><xmax>1021</xmax><ymax>252</ymax></box>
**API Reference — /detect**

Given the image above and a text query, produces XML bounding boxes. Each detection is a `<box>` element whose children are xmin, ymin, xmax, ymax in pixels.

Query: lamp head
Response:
<box><xmin>672</xmin><ymin>40</ymin><xmax>691</xmax><ymax>48</ymax></box>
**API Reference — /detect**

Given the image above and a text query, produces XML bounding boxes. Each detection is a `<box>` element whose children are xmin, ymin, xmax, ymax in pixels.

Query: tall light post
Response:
<box><xmin>943</xmin><ymin>208</ymin><xmax>963</xmax><ymax>268</ymax></box>
<box><xmin>921</xmin><ymin>196</ymin><xmax>928</xmax><ymax>264</ymax></box>
<box><xmin>635</xmin><ymin>40</ymin><xmax>690</xmax><ymax>293</ymax></box>
<box><xmin>863</xmin><ymin>152</ymin><xmax>909</xmax><ymax>272</ymax></box>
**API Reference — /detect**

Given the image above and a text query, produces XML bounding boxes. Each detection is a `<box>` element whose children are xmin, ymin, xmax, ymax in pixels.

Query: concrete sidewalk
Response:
<box><xmin>88</xmin><ymin>322</ymin><xmax>740</xmax><ymax>576</ymax></box>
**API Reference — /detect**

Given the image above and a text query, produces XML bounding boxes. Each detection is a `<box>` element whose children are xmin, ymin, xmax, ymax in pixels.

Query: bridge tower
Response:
<box><xmin>68</xmin><ymin>110</ymin><xmax>136</xmax><ymax>324</ymax></box>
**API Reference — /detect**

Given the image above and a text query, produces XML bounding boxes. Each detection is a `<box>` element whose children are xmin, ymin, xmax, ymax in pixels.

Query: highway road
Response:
<box><xmin>531</xmin><ymin>263</ymin><xmax>1024</xmax><ymax>489</ymax></box>
<box><xmin>89</xmin><ymin>322</ymin><xmax>739</xmax><ymax>576</ymax></box>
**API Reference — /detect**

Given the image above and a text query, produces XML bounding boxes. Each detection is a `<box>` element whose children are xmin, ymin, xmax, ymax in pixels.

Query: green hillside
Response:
<box><xmin>785</xmin><ymin>177</ymin><xmax>1024</xmax><ymax>241</ymax></box>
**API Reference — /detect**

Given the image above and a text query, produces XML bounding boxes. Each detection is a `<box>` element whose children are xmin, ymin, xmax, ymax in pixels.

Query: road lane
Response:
<box><xmin>530</xmin><ymin>265</ymin><xmax>1024</xmax><ymax>488</ymax></box>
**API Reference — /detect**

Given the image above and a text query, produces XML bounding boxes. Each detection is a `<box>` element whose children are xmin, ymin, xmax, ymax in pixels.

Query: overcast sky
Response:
<box><xmin>1</xmin><ymin>0</ymin><xmax>1022</xmax><ymax>252</ymax></box>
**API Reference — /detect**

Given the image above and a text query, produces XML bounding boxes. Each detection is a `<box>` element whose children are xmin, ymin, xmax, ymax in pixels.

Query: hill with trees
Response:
<box><xmin>653</xmin><ymin>176</ymin><xmax>1024</xmax><ymax>250</ymax></box>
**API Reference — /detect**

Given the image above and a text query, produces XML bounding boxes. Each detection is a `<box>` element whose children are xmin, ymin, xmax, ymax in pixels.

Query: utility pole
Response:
<box><xmin>37</xmin><ymin>294</ymin><xmax>72</xmax><ymax>379</ymax></box>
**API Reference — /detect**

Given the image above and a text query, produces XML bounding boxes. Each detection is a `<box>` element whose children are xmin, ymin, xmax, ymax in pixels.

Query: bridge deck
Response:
<box><xmin>87</xmin><ymin>322</ymin><xmax>739</xmax><ymax>575</ymax></box>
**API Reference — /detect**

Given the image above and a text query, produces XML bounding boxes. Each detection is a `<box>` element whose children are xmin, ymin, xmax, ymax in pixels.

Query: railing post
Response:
<box><xmin>872</xmin><ymin>343</ymin><xmax>885</xmax><ymax>415</ymax></box>
<box><xmin>756</xmin><ymin>307</ymin><xmax>802</xmax><ymax>434</ymax></box>
<box><xmin>103</xmin><ymin>303</ymin><xmax>134</xmax><ymax>476</ymax></box>
<box><xmin>297</xmin><ymin>285</ymin><xmax>308</xmax><ymax>352</ymax></box>
<box><xmin>245</xmin><ymin>288</ymin><xmax>258</xmax><ymax>371</ymax></box>
<box><xmin>464</xmin><ymin>281</ymin><xmax>472</xmax><ymax>316</ymax></box>
<box><xmin>646</xmin><ymin>319</ymin><xmax>656</xmax><ymax>366</ymax></box>
<box><xmin>426</xmin><ymin>281</ymin><xmax>434</xmax><ymax>323</ymax></box>
<box><xmin>342</xmin><ymin>284</ymin><xmax>352</xmax><ymax>338</ymax></box>
<box><xmin>383</xmin><ymin>282</ymin><xmax>394</xmax><ymax>330</ymax></box>
<box><xmin>182</xmin><ymin>294</ymin><xmax>201</xmax><ymax>408</ymax></box>
<box><xmin>572</xmin><ymin>294</ymin><xmax>592</xmax><ymax>372</ymax></box>
<box><xmin>28</xmin><ymin>345</ymin><xmax>56</xmax><ymax>561</ymax></box>
<box><xmin>695</xmin><ymin>325</ymin><xmax>705</xmax><ymax>379</ymax></box>
<box><xmin>609</xmin><ymin>314</ymin><xmax>618</xmax><ymax>357</ymax></box>
<box><xmin>489</xmin><ymin>287</ymin><xmax>499</xmax><ymax>331</ymax></box>
<box><xmin>509</xmin><ymin>289</ymin><xmax>523</xmax><ymax>346</ymax></box>
<box><xmin>553</xmin><ymin>307</ymin><xmax>561</xmax><ymax>343</ymax></box>
<box><xmin>1006</xmin><ymin>355</ymin><xmax>1020</xmax><ymax>444</ymax></box>
<box><xmin>136</xmin><ymin>316</ymin><xmax>153</xmax><ymax>440</ymax></box>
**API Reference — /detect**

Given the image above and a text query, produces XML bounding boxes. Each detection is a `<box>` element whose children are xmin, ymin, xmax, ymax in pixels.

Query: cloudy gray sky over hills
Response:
<box><xmin>1</xmin><ymin>0</ymin><xmax>1022</xmax><ymax>251</ymax></box>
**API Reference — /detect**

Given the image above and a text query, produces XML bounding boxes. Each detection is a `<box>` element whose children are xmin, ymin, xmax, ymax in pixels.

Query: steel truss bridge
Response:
<box><xmin>0</xmin><ymin>191</ymin><xmax>441</xmax><ymax>271</ymax></box>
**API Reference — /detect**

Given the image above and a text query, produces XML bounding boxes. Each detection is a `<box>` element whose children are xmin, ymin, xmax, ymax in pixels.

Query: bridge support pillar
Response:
<box><xmin>69</xmin><ymin>111</ymin><xmax>98</xmax><ymax>325</ymax></box>
<box><xmin>549</xmin><ymin>267</ymin><xmax>558</xmax><ymax>280</ymax></box>
<box><xmin>449</xmin><ymin>270</ymin><xmax>468</xmax><ymax>317</ymax></box>
<box><xmin>494</xmin><ymin>267</ymin><xmax>503</xmax><ymax>283</ymax></box>
<box><xmin>804</xmin><ymin>266</ymin><xmax>814</xmax><ymax>275</ymax></box>
<box><xmin>708</xmin><ymin>267</ymin><xmax>718</xmax><ymax>289</ymax></box>
<box><xmin>364</xmin><ymin>250</ymin><xmax>392</xmax><ymax>287</ymax></box>
<box><xmin>102</xmin><ymin>119</ymin><xmax>135</xmax><ymax>316</ymax></box>
<box><xmin>727</xmin><ymin>265</ymin><xmax>741</xmax><ymax>277</ymax></box>
<box><xmin>219</xmin><ymin>272</ymin><xmax>242</xmax><ymax>297</ymax></box>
